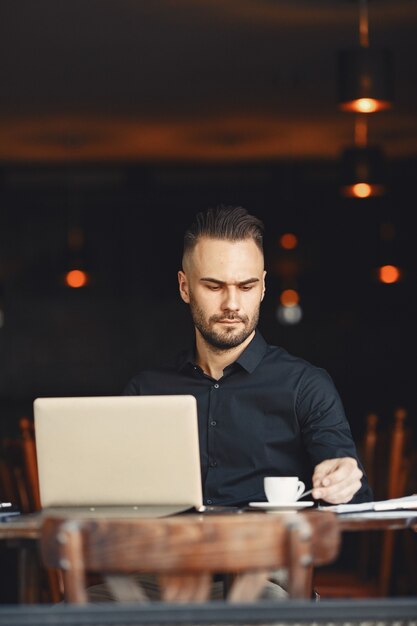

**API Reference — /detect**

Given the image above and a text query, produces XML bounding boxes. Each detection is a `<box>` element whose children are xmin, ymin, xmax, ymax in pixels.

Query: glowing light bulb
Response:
<box><xmin>280</xmin><ymin>289</ymin><xmax>299</xmax><ymax>307</ymax></box>
<box><xmin>339</xmin><ymin>98</ymin><xmax>391</xmax><ymax>113</ymax></box>
<box><xmin>355</xmin><ymin>98</ymin><xmax>378</xmax><ymax>113</ymax></box>
<box><xmin>65</xmin><ymin>269</ymin><xmax>88</xmax><ymax>288</ymax></box>
<box><xmin>279</xmin><ymin>233</ymin><xmax>298</xmax><ymax>250</ymax></box>
<box><xmin>378</xmin><ymin>265</ymin><xmax>400</xmax><ymax>284</ymax></box>
<box><xmin>353</xmin><ymin>183</ymin><xmax>372</xmax><ymax>198</ymax></box>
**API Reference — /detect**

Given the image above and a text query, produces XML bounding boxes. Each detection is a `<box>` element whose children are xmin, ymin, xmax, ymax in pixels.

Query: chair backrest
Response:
<box><xmin>386</xmin><ymin>407</ymin><xmax>408</xmax><ymax>500</ymax></box>
<box><xmin>360</xmin><ymin>408</ymin><xmax>408</xmax><ymax>500</ymax></box>
<box><xmin>19</xmin><ymin>417</ymin><xmax>41</xmax><ymax>511</ymax></box>
<box><xmin>0</xmin><ymin>436</ymin><xmax>32</xmax><ymax>513</ymax></box>
<box><xmin>361</xmin><ymin>412</ymin><xmax>379</xmax><ymax>490</ymax></box>
<box><xmin>377</xmin><ymin>406</ymin><xmax>410</xmax><ymax>597</ymax></box>
<box><xmin>40</xmin><ymin>512</ymin><xmax>340</xmax><ymax>603</ymax></box>
<box><xmin>315</xmin><ymin>407</ymin><xmax>412</xmax><ymax>599</ymax></box>
<box><xmin>0</xmin><ymin>438</ymin><xmax>18</xmax><ymax>505</ymax></box>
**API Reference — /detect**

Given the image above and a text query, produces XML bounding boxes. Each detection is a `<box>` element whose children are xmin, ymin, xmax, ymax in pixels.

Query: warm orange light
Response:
<box><xmin>378</xmin><ymin>265</ymin><xmax>400</xmax><ymax>284</ymax></box>
<box><xmin>279</xmin><ymin>233</ymin><xmax>298</xmax><ymax>250</ymax></box>
<box><xmin>355</xmin><ymin>98</ymin><xmax>378</xmax><ymax>113</ymax></box>
<box><xmin>353</xmin><ymin>183</ymin><xmax>372</xmax><ymax>198</ymax></box>
<box><xmin>394</xmin><ymin>407</ymin><xmax>407</xmax><ymax>421</ymax></box>
<box><xmin>65</xmin><ymin>269</ymin><xmax>88</xmax><ymax>288</ymax></box>
<box><xmin>280</xmin><ymin>289</ymin><xmax>299</xmax><ymax>307</ymax></box>
<box><xmin>339</xmin><ymin>98</ymin><xmax>392</xmax><ymax>113</ymax></box>
<box><xmin>341</xmin><ymin>183</ymin><xmax>385</xmax><ymax>198</ymax></box>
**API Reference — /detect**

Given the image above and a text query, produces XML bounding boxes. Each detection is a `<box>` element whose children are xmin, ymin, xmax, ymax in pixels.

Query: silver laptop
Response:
<box><xmin>33</xmin><ymin>395</ymin><xmax>204</xmax><ymax>517</ymax></box>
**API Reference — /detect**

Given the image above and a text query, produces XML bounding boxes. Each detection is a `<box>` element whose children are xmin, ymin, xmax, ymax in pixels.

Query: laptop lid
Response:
<box><xmin>33</xmin><ymin>395</ymin><xmax>203</xmax><ymax>513</ymax></box>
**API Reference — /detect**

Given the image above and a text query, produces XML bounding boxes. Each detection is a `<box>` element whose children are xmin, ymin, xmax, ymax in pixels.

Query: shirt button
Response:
<box><xmin>210</xmin><ymin>420</ymin><xmax>217</xmax><ymax>426</ymax></box>
<box><xmin>213</xmin><ymin>383</ymin><xmax>219</xmax><ymax>389</ymax></box>
<box><xmin>210</xmin><ymin>460</ymin><xmax>217</xmax><ymax>467</ymax></box>
<box><xmin>207</xmin><ymin>499</ymin><xmax>213</xmax><ymax>505</ymax></box>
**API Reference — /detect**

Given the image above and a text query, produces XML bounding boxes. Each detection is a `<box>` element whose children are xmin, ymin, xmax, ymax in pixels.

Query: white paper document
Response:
<box><xmin>319</xmin><ymin>494</ymin><xmax>417</xmax><ymax>514</ymax></box>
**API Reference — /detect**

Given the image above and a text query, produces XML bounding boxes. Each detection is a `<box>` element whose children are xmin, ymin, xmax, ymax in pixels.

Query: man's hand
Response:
<box><xmin>312</xmin><ymin>457</ymin><xmax>363</xmax><ymax>504</ymax></box>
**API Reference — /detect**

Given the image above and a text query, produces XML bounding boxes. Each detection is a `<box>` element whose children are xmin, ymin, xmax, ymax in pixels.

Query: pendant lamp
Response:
<box><xmin>340</xmin><ymin>145</ymin><xmax>385</xmax><ymax>198</ymax></box>
<box><xmin>340</xmin><ymin>114</ymin><xmax>386</xmax><ymax>198</ymax></box>
<box><xmin>338</xmin><ymin>0</ymin><xmax>394</xmax><ymax>113</ymax></box>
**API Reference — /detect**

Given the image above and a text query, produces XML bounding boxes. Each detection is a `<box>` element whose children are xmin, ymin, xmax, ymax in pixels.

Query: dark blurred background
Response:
<box><xmin>0</xmin><ymin>0</ymin><xmax>416</xmax><ymax>442</ymax></box>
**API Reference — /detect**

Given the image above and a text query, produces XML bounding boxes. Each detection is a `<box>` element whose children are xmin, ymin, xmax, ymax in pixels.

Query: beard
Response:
<box><xmin>189</xmin><ymin>293</ymin><xmax>260</xmax><ymax>351</ymax></box>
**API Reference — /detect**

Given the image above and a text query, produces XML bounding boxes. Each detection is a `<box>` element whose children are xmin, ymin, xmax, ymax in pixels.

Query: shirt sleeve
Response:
<box><xmin>296</xmin><ymin>366</ymin><xmax>373</xmax><ymax>503</ymax></box>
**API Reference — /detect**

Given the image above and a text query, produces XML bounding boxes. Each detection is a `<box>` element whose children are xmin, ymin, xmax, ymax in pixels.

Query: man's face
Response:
<box><xmin>178</xmin><ymin>237</ymin><xmax>266</xmax><ymax>350</ymax></box>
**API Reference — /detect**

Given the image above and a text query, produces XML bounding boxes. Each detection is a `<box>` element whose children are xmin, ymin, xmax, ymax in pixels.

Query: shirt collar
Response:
<box><xmin>177</xmin><ymin>329</ymin><xmax>268</xmax><ymax>374</ymax></box>
<box><xmin>235</xmin><ymin>330</ymin><xmax>268</xmax><ymax>373</ymax></box>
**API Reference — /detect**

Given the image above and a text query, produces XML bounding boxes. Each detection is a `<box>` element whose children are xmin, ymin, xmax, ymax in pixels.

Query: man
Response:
<box><xmin>125</xmin><ymin>206</ymin><xmax>371</xmax><ymax>505</ymax></box>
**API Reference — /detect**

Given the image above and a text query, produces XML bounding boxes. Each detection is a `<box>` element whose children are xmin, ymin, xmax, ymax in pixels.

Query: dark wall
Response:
<box><xmin>0</xmin><ymin>158</ymin><xmax>415</xmax><ymax>441</ymax></box>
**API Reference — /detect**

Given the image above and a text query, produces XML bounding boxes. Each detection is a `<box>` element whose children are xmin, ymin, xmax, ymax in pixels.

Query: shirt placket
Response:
<box><xmin>204</xmin><ymin>380</ymin><xmax>220</xmax><ymax>505</ymax></box>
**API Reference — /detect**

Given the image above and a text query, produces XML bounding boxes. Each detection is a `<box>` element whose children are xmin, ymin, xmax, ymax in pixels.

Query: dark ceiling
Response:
<box><xmin>0</xmin><ymin>0</ymin><xmax>416</xmax><ymax>161</ymax></box>
<box><xmin>0</xmin><ymin>2</ymin><xmax>416</xmax><ymax>429</ymax></box>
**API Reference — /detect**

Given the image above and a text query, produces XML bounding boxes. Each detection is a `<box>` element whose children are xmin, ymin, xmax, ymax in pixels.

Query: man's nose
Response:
<box><xmin>222</xmin><ymin>287</ymin><xmax>240</xmax><ymax>311</ymax></box>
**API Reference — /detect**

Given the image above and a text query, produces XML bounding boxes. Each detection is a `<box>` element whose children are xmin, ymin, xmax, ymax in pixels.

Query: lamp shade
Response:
<box><xmin>338</xmin><ymin>47</ymin><xmax>394</xmax><ymax>113</ymax></box>
<box><xmin>340</xmin><ymin>145</ymin><xmax>386</xmax><ymax>198</ymax></box>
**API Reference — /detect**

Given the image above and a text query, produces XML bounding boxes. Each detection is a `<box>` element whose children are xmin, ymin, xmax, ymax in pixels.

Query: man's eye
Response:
<box><xmin>208</xmin><ymin>285</ymin><xmax>221</xmax><ymax>290</ymax></box>
<box><xmin>241</xmin><ymin>285</ymin><xmax>254</xmax><ymax>291</ymax></box>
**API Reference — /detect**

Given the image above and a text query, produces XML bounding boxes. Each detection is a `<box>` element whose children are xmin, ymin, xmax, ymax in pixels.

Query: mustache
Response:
<box><xmin>210</xmin><ymin>313</ymin><xmax>248</xmax><ymax>323</ymax></box>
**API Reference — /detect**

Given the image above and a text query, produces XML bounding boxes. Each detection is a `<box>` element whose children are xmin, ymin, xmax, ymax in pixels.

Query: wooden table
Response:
<box><xmin>2</xmin><ymin>508</ymin><xmax>415</xmax><ymax>540</ymax></box>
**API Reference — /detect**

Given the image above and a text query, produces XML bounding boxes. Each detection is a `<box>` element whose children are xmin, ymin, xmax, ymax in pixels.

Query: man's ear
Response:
<box><xmin>261</xmin><ymin>270</ymin><xmax>266</xmax><ymax>301</ymax></box>
<box><xmin>178</xmin><ymin>270</ymin><xmax>190</xmax><ymax>303</ymax></box>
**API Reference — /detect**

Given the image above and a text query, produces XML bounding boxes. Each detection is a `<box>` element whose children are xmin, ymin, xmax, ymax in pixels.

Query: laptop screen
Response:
<box><xmin>34</xmin><ymin>395</ymin><xmax>203</xmax><ymax>512</ymax></box>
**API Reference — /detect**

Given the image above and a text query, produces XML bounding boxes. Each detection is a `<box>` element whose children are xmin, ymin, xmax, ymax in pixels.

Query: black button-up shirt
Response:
<box><xmin>124</xmin><ymin>331</ymin><xmax>372</xmax><ymax>505</ymax></box>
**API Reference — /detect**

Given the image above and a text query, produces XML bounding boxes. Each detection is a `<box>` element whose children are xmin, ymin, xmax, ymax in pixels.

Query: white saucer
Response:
<box><xmin>248</xmin><ymin>501</ymin><xmax>314</xmax><ymax>511</ymax></box>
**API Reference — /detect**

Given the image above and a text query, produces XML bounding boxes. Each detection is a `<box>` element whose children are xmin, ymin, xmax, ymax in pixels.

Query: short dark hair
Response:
<box><xmin>183</xmin><ymin>206</ymin><xmax>264</xmax><ymax>265</ymax></box>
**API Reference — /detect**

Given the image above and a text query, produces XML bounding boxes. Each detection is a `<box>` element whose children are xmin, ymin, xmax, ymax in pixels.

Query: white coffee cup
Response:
<box><xmin>264</xmin><ymin>476</ymin><xmax>305</xmax><ymax>503</ymax></box>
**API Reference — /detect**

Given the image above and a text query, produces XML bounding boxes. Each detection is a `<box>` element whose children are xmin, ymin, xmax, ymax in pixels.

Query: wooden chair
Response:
<box><xmin>394</xmin><ymin>449</ymin><xmax>417</xmax><ymax>595</ymax></box>
<box><xmin>1</xmin><ymin>438</ymin><xmax>18</xmax><ymax>506</ymax></box>
<box><xmin>4</xmin><ymin>418</ymin><xmax>63</xmax><ymax>604</ymax></box>
<box><xmin>378</xmin><ymin>407</ymin><xmax>410</xmax><ymax>596</ymax></box>
<box><xmin>0</xmin><ymin>420</ymin><xmax>41</xmax><ymax>514</ymax></box>
<box><xmin>314</xmin><ymin>407</ymin><xmax>410</xmax><ymax>598</ymax></box>
<box><xmin>40</xmin><ymin>511</ymin><xmax>340</xmax><ymax>604</ymax></box>
<box><xmin>19</xmin><ymin>417</ymin><xmax>41</xmax><ymax>512</ymax></box>
<box><xmin>0</xmin><ymin>436</ymin><xmax>32</xmax><ymax>514</ymax></box>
